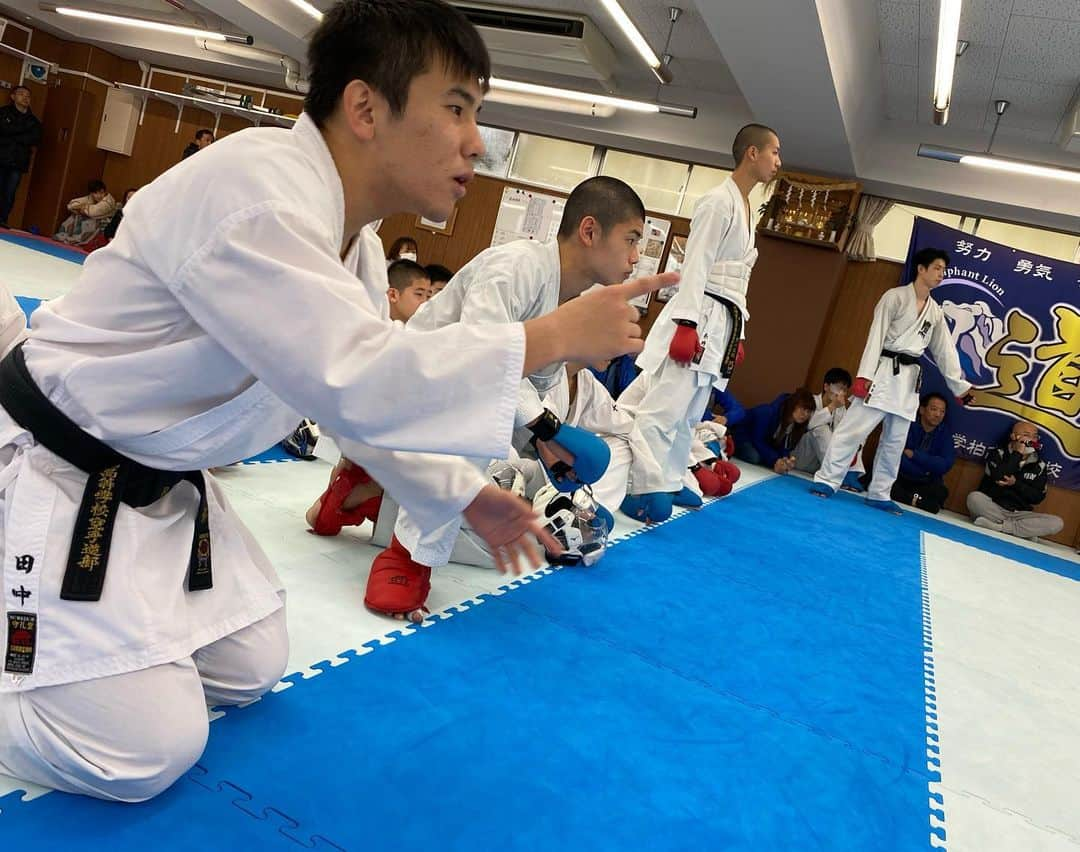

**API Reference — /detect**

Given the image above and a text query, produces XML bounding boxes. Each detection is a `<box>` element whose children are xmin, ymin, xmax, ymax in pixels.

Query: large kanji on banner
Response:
<box><xmin>904</xmin><ymin>217</ymin><xmax>1079</xmax><ymax>491</ymax></box>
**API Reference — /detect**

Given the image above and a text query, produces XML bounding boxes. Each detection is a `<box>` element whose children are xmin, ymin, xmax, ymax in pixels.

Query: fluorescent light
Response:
<box><xmin>961</xmin><ymin>154</ymin><xmax>1080</xmax><ymax>184</ymax></box>
<box><xmin>492</xmin><ymin>78</ymin><xmax>656</xmax><ymax>113</ymax></box>
<box><xmin>50</xmin><ymin>6</ymin><xmax>252</xmax><ymax>43</ymax></box>
<box><xmin>486</xmin><ymin>89</ymin><xmax>617</xmax><ymax>118</ymax></box>
<box><xmin>596</xmin><ymin>0</ymin><xmax>665</xmax><ymax>77</ymax></box>
<box><xmin>932</xmin><ymin>0</ymin><xmax>963</xmax><ymax>124</ymax></box>
<box><xmin>917</xmin><ymin>144</ymin><xmax>1080</xmax><ymax>185</ymax></box>
<box><xmin>488</xmin><ymin>78</ymin><xmax>696</xmax><ymax>117</ymax></box>
<box><xmin>284</xmin><ymin>0</ymin><xmax>323</xmax><ymax>21</ymax></box>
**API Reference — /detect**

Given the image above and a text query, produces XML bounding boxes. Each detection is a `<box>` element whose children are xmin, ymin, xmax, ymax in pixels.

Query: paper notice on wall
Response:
<box><xmin>627</xmin><ymin>216</ymin><xmax>672</xmax><ymax>310</ymax></box>
<box><xmin>491</xmin><ymin>187</ymin><xmax>565</xmax><ymax>247</ymax></box>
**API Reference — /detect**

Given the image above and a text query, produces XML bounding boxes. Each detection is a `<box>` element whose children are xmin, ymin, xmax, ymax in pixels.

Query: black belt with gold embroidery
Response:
<box><xmin>704</xmin><ymin>294</ymin><xmax>744</xmax><ymax>379</ymax></box>
<box><xmin>0</xmin><ymin>344</ymin><xmax>212</xmax><ymax>601</ymax></box>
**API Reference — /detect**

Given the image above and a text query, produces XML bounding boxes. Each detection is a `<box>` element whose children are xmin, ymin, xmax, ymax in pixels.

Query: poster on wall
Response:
<box><xmin>476</xmin><ymin>126</ymin><xmax>515</xmax><ymax>178</ymax></box>
<box><xmin>906</xmin><ymin>217</ymin><xmax>1080</xmax><ymax>490</ymax></box>
<box><xmin>626</xmin><ymin>216</ymin><xmax>671</xmax><ymax>310</ymax></box>
<box><xmin>490</xmin><ymin>187</ymin><xmax>565</xmax><ymax>247</ymax></box>
<box><xmin>657</xmin><ymin>234</ymin><xmax>688</xmax><ymax>302</ymax></box>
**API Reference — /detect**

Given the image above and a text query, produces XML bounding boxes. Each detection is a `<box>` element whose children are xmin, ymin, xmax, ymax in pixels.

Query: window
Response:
<box><xmin>873</xmin><ymin>204</ymin><xmax>965</xmax><ymax>262</ymax></box>
<box><xmin>508</xmin><ymin>134</ymin><xmax>595</xmax><ymax>192</ymax></box>
<box><xmin>973</xmin><ymin>219</ymin><xmax>1080</xmax><ymax>264</ymax></box>
<box><xmin>475</xmin><ymin>126</ymin><xmax>516</xmax><ymax>178</ymax></box>
<box><xmin>600</xmin><ymin>150</ymin><xmax>689</xmax><ymax>215</ymax></box>
<box><xmin>679</xmin><ymin>165</ymin><xmax>730</xmax><ymax>216</ymax></box>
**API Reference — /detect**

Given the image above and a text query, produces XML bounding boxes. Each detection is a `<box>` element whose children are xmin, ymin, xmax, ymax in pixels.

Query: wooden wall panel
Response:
<box><xmin>726</xmin><ymin>235</ymin><xmax>849</xmax><ymax>409</ymax></box>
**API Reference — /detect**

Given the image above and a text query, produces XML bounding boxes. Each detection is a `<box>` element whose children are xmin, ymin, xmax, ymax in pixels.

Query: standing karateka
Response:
<box><xmin>810</xmin><ymin>247</ymin><xmax>973</xmax><ymax>511</ymax></box>
<box><xmin>0</xmin><ymin>0</ymin><xmax>672</xmax><ymax>803</ymax></box>
<box><xmin>623</xmin><ymin>124</ymin><xmax>781</xmax><ymax>500</ymax></box>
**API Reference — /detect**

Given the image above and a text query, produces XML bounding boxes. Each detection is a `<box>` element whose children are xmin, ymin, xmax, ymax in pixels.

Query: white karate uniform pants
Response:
<box><xmin>0</xmin><ymin>596</ymin><xmax>287</xmax><ymax>802</ymax></box>
<box><xmin>621</xmin><ymin>367</ymin><xmax>713</xmax><ymax>494</ymax></box>
<box><xmin>813</xmin><ymin>399</ymin><xmax>909</xmax><ymax>501</ymax></box>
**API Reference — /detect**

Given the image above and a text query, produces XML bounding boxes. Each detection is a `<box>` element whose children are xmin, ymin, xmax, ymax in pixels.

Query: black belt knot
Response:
<box><xmin>0</xmin><ymin>344</ymin><xmax>212</xmax><ymax>602</ymax></box>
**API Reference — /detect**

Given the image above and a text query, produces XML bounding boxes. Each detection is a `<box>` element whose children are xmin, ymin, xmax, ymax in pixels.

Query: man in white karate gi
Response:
<box><xmin>364</xmin><ymin>177</ymin><xmax>651</xmax><ymax>619</ymax></box>
<box><xmin>810</xmin><ymin>247</ymin><xmax>973</xmax><ymax>512</ymax></box>
<box><xmin>0</xmin><ymin>0</ymin><xmax>672</xmax><ymax>803</ymax></box>
<box><xmin>622</xmin><ymin>124</ymin><xmax>781</xmax><ymax>502</ymax></box>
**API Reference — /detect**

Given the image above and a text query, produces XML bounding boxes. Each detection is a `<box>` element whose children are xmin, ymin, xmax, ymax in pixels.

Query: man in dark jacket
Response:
<box><xmin>0</xmin><ymin>85</ymin><xmax>43</xmax><ymax>227</ymax></box>
<box><xmin>181</xmin><ymin>128</ymin><xmax>214</xmax><ymax>160</ymax></box>
<box><xmin>967</xmin><ymin>420</ymin><xmax>1064</xmax><ymax>540</ymax></box>
<box><xmin>891</xmin><ymin>392</ymin><xmax>955</xmax><ymax>513</ymax></box>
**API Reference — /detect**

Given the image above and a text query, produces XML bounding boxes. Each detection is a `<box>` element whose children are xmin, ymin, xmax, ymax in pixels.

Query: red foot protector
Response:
<box><xmin>693</xmin><ymin>465</ymin><xmax>732</xmax><ymax>497</ymax></box>
<box><xmin>364</xmin><ymin>536</ymin><xmax>432</xmax><ymax>616</ymax></box>
<box><xmin>713</xmin><ymin>459</ymin><xmax>741</xmax><ymax>484</ymax></box>
<box><xmin>310</xmin><ymin>465</ymin><xmax>382</xmax><ymax>536</ymax></box>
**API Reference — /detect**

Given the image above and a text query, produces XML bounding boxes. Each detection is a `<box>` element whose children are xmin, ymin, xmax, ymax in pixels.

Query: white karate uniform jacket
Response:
<box><xmin>637</xmin><ymin>178</ymin><xmax>757</xmax><ymax>382</ymax></box>
<box><xmin>393</xmin><ymin>239</ymin><xmax>568</xmax><ymax>565</ymax></box>
<box><xmin>0</xmin><ymin>114</ymin><xmax>527</xmax><ymax>691</ymax></box>
<box><xmin>0</xmin><ymin>283</ymin><xmax>26</xmax><ymax>359</ymax></box>
<box><xmin>411</xmin><ymin>238</ymin><xmax>562</xmax><ymax>427</ymax></box>
<box><xmin>858</xmin><ymin>284</ymin><xmax>971</xmax><ymax>420</ymax></box>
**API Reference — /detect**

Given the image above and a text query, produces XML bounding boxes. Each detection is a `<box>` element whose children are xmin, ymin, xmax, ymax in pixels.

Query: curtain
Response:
<box><xmin>846</xmin><ymin>195</ymin><xmax>894</xmax><ymax>262</ymax></box>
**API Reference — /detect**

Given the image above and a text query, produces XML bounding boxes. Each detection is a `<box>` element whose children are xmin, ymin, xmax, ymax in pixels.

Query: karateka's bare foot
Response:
<box><xmin>392</xmin><ymin>606</ymin><xmax>430</xmax><ymax>624</ymax></box>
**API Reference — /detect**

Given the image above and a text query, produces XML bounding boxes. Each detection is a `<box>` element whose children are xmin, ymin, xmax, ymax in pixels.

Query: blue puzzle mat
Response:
<box><xmin>2</xmin><ymin>475</ymin><xmax>1076</xmax><ymax>850</ymax></box>
<box><xmin>1</xmin><ymin>232</ymin><xmax>88</xmax><ymax>264</ymax></box>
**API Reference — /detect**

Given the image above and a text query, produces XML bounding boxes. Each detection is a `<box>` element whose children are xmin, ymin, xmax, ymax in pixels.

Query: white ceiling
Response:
<box><xmin>0</xmin><ymin>0</ymin><xmax>1078</xmax><ymax>233</ymax></box>
<box><xmin>881</xmin><ymin>0</ymin><xmax>1080</xmax><ymax>143</ymax></box>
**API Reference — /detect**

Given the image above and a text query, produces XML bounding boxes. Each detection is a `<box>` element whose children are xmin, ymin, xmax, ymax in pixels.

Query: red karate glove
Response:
<box><xmin>693</xmin><ymin>465</ymin><xmax>732</xmax><ymax>497</ymax></box>
<box><xmin>851</xmin><ymin>377</ymin><xmax>872</xmax><ymax>399</ymax></box>
<box><xmin>669</xmin><ymin>321</ymin><xmax>701</xmax><ymax>366</ymax></box>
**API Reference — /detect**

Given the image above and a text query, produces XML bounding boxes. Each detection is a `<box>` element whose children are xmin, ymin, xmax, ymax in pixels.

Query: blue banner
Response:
<box><xmin>904</xmin><ymin>217</ymin><xmax>1080</xmax><ymax>490</ymax></box>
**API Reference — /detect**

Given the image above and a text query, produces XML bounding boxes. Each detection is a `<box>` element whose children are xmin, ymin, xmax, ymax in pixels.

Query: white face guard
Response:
<box><xmin>535</xmin><ymin>484</ymin><xmax>608</xmax><ymax>567</ymax></box>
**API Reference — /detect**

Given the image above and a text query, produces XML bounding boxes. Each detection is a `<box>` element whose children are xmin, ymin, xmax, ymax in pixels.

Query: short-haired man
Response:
<box><xmin>386</xmin><ymin>258</ymin><xmax>431</xmax><ymax>321</ymax></box>
<box><xmin>0</xmin><ymin>84</ymin><xmax>42</xmax><ymax>228</ymax></box>
<box><xmin>181</xmin><ymin>128</ymin><xmax>215</xmax><ymax>160</ymax></box>
<box><xmin>621</xmin><ymin>124</ymin><xmax>781</xmax><ymax>507</ymax></box>
<box><xmin>890</xmin><ymin>392</ymin><xmax>955</xmax><ymax>513</ymax></box>
<box><xmin>811</xmin><ymin>248</ymin><xmax>973</xmax><ymax>513</ymax></box>
<box><xmin>0</xmin><ymin>0</ymin><xmax>670</xmax><ymax>802</ymax></box>
<box><xmin>967</xmin><ymin>421</ymin><xmax>1064</xmax><ymax>540</ymax></box>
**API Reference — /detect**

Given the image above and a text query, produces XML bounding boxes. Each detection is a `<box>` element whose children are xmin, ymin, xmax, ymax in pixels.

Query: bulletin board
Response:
<box><xmin>490</xmin><ymin>187</ymin><xmax>565</xmax><ymax>247</ymax></box>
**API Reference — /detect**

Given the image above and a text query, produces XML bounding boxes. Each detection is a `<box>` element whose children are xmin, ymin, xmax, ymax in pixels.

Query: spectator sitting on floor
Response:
<box><xmin>425</xmin><ymin>263</ymin><xmax>453</xmax><ymax>296</ymax></box>
<box><xmin>794</xmin><ymin>367</ymin><xmax>865</xmax><ymax>491</ymax></box>
<box><xmin>54</xmin><ymin>180</ymin><xmax>117</xmax><ymax>246</ymax></box>
<box><xmin>966</xmin><ymin>420</ymin><xmax>1064</xmax><ymax>541</ymax></box>
<box><xmin>732</xmin><ymin>388</ymin><xmax>816</xmax><ymax>475</ymax></box>
<box><xmin>890</xmin><ymin>392</ymin><xmax>956</xmax><ymax>514</ymax></box>
<box><xmin>386</xmin><ymin>259</ymin><xmax>431</xmax><ymax>323</ymax></box>
<box><xmin>386</xmin><ymin>235</ymin><xmax>418</xmax><ymax>265</ymax></box>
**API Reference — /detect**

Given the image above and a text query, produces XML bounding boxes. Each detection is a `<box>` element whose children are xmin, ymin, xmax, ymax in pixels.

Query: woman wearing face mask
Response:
<box><xmin>387</xmin><ymin>236</ymin><xmax>419</xmax><ymax>265</ymax></box>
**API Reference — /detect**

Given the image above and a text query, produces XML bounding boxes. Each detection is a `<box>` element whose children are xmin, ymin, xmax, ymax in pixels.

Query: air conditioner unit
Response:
<box><xmin>455</xmin><ymin>3</ymin><xmax>617</xmax><ymax>84</ymax></box>
<box><xmin>1059</xmin><ymin>99</ymin><xmax>1080</xmax><ymax>154</ymax></box>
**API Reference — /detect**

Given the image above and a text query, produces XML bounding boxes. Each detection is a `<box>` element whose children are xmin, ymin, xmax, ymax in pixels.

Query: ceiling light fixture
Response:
<box><xmin>44</xmin><ymin>5</ymin><xmax>252</xmax><ymax>43</ymax></box>
<box><xmin>932</xmin><ymin>0</ymin><xmax>963</xmax><ymax>124</ymax></box>
<box><xmin>597</xmin><ymin>0</ymin><xmax>672</xmax><ymax>84</ymax></box>
<box><xmin>284</xmin><ymin>0</ymin><xmax>323</xmax><ymax>22</ymax></box>
<box><xmin>488</xmin><ymin>77</ymin><xmax>695</xmax><ymax>117</ymax></box>
<box><xmin>917</xmin><ymin>145</ymin><xmax>1080</xmax><ymax>185</ymax></box>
